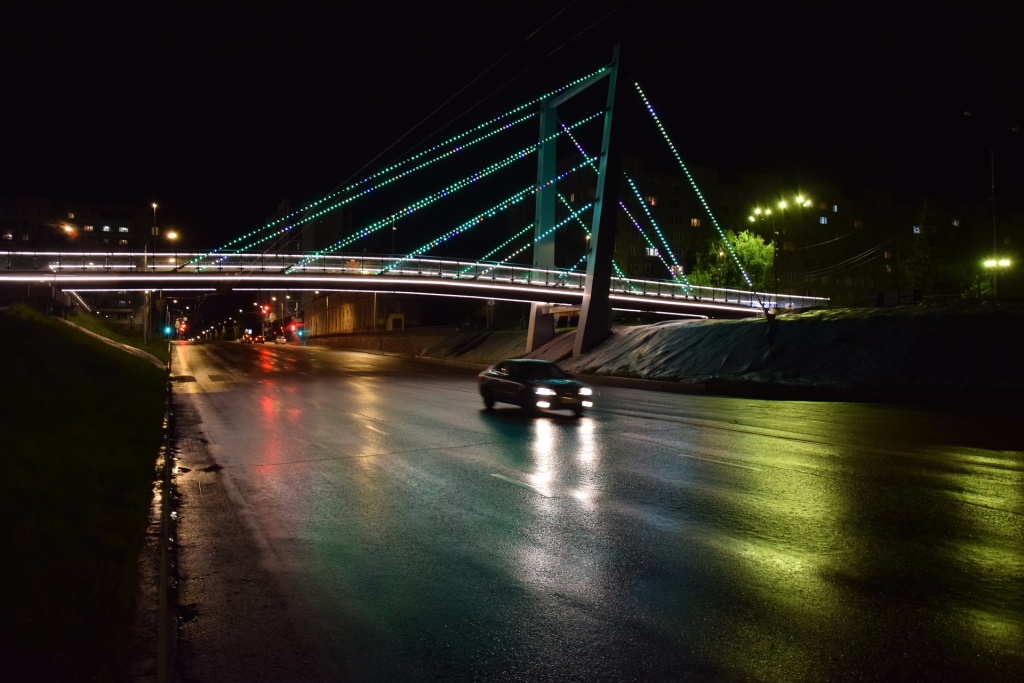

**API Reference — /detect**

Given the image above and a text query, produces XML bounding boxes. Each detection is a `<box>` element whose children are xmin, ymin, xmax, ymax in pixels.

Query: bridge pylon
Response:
<box><xmin>525</xmin><ymin>46</ymin><xmax>623</xmax><ymax>357</ymax></box>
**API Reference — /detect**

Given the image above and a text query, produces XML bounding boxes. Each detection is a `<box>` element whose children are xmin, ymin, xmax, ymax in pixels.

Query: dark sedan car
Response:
<box><xmin>478</xmin><ymin>359</ymin><xmax>593</xmax><ymax>415</ymax></box>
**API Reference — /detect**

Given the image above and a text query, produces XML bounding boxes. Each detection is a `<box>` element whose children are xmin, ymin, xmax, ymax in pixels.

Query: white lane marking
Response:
<box><xmin>624</xmin><ymin>433</ymin><xmax>762</xmax><ymax>471</ymax></box>
<box><xmin>677</xmin><ymin>454</ymin><xmax>760</xmax><ymax>471</ymax></box>
<box><xmin>364</xmin><ymin>424</ymin><xmax>388</xmax><ymax>435</ymax></box>
<box><xmin>490</xmin><ymin>474</ymin><xmax>553</xmax><ymax>498</ymax></box>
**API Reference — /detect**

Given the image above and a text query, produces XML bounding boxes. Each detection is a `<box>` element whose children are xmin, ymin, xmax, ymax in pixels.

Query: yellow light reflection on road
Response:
<box><xmin>938</xmin><ymin>459</ymin><xmax>1024</xmax><ymax>660</ymax></box>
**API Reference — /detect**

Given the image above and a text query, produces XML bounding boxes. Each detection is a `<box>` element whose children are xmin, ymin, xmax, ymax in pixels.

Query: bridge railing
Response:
<box><xmin>2</xmin><ymin>249</ymin><xmax>828</xmax><ymax>310</ymax></box>
<box><xmin>607</xmin><ymin>276</ymin><xmax>827</xmax><ymax>310</ymax></box>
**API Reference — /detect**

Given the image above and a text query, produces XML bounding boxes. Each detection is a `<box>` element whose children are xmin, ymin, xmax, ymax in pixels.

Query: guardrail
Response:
<box><xmin>1</xmin><ymin>249</ymin><xmax>828</xmax><ymax>311</ymax></box>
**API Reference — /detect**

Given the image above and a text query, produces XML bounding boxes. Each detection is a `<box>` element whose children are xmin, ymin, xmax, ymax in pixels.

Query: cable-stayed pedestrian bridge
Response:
<box><xmin>5</xmin><ymin>48</ymin><xmax>832</xmax><ymax>353</ymax></box>
<box><xmin>1</xmin><ymin>250</ymin><xmax>825</xmax><ymax>318</ymax></box>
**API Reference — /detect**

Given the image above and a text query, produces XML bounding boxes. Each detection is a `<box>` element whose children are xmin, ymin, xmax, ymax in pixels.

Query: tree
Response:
<box><xmin>688</xmin><ymin>230</ymin><xmax>774</xmax><ymax>291</ymax></box>
<box><xmin>904</xmin><ymin>202</ymin><xmax>976</xmax><ymax>296</ymax></box>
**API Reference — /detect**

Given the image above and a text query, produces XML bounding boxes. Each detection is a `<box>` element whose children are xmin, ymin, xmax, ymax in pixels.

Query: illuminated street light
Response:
<box><xmin>748</xmin><ymin>195</ymin><xmax>813</xmax><ymax>296</ymax></box>
<box><xmin>142</xmin><ymin>225</ymin><xmax>179</xmax><ymax>344</ymax></box>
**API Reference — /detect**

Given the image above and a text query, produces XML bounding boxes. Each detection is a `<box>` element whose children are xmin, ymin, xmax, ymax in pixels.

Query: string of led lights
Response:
<box><xmin>617</xmin><ymin>201</ymin><xmax>683</xmax><ymax>282</ymax></box>
<box><xmin>184</xmin><ymin>68</ymin><xmax>610</xmax><ymax>269</ymax></box>
<box><xmin>186</xmin><ymin>110</ymin><xmax>541</xmax><ymax>271</ymax></box>
<box><xmin>555</xmin><ymin>123</ymin><xmax>650</xmax><ymax>289</ymax></box>
<box><xmin>284</xmin><ymin>111</ymin><xmax>603</xmax><ymax>274</ymax></box>
<box><xmin>458</xmin><ymin>223</ymin><xmax>535</xmax><ymax>276</ymax></box>
<box><xmin>379</xmin><ymin>159</ymin><xmax>596</xmax><ymax>274</ymax></box>
<box><xmin>633</xmin><ymin>81</ymin><xmax>755</xmax><ymax>291</ymax></box>
<box><xmin>471</xmin><ymin>202</ymin><xmax>594</xmax><ymax>279</ymax></box>
<box><xmin>622</xmin><ymin>174</ymin><xmax>692</xmax><ymax>292</ymax></box>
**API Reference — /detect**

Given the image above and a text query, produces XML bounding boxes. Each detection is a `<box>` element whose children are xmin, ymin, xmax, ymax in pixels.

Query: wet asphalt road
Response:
<box><xmin>168</xmin><ymin>341</ymin><xmax>1023</xmax><ymax>682</ymax></box>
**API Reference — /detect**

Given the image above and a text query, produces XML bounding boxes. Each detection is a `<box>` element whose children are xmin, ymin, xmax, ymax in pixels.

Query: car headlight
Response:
<box><xmin>534</xmin><ymin>387</ymin><xmax>557</xmax><ymax>396</ymax></box>
<box><xmin>579</xmin><ymin>387</ymin><xmax>592</xmax><ymax>396</ymax></box>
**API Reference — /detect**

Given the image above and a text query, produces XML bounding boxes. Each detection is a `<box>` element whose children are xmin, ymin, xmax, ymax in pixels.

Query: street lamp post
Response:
<box><xmin>142</xmin><ymin>224</ymin><xmax>178</xmax><ymax>344</ymax></box>
<box><xmin>749</xmin><ymin>195</ymin><xmax>812</xmax><ymax>301</ymax></box>
<box><xmin>964</xmin><ymin>111</ymin><xmax>1020</xmax><ymax>298</ymax></box>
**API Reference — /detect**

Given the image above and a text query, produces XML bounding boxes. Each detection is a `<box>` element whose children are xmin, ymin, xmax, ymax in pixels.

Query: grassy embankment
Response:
<box><xmin>0</xmin><ymin>304</ymin><xmax>167</xmax><ymax>681</ymax></box>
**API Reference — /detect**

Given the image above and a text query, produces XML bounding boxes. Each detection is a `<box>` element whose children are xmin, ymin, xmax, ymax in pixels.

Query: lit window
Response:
<box><xmin>690</xmin><ymin>218</ymin><xmax>701</xmax><ymax>228</ymax></box>
<box><xmin>67</xmin><ymin>212</ymin><xmax>75</xmax><ymax>219</ymax></box>
<box><xmin>118</xmin><ymin>239</ymin><xmax>129</xmax><ymax>246</ymax></box>
<box><xmin>819</xmin><ymin>217</ymin><xmax>828</xmax><ymax>225</ymax></box>
<box><xmin>832</xmin><ymin>205</ymin><xmax>838</xmax><ymax>212</ymax></box>
<box><xmin>913</xmin><ymin>225</ymin><xmax>921</xmax><ymax>234</ymax></box>
<box><xmin>646</xmin><ymin>247</ymin><xmax>659</xmax><ymax>257</ymax></box>
<box><xmin>2</xmin><ymin>232</ymin><xmax>12</xmax><ymax>240</ymax></box>
<box><xmin>646</xmin><ymin>196</ymin><xmax>658</xmax><ymax>206</ymax></box>
<box><xmin>102</xmin><ymin>225</ymin><xmax>111</xmax><ymax>232</ymax></box>
<box><xmin>83</xmin><ymin>225</ymin><xmax>94</xmax><ymax>232</ymax></box>
<box><xmin>952</xmin><ymin>219</ymin><xmax>960</xmax><ymax>227</ymax></box>
<box><xmin>118</xmin><ymin>226</ymin><xmax>129</xmax><ymax>233</ymax></box>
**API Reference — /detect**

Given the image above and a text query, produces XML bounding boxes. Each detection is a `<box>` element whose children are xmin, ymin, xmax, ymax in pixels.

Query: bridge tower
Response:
<box><xmin>526</xmin><ymin>46</ymin><xmax>624</xmax><ymax>356</ymax></box>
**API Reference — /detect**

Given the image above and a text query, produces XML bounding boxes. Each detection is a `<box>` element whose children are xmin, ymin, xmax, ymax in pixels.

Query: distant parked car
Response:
<box><xmin>478</xmin><ymin>359</ymin><xmax>593</xmax><ymax>416</ymax></box>
<box><xmin>255</xmin><ymin>335</ymin><xmax>266</xmax><ymax>343</ymax></box>
<box><xmin>274</xmin><ymin>335</ymin><xmax>287</xmax><ymax>344</ymax></box>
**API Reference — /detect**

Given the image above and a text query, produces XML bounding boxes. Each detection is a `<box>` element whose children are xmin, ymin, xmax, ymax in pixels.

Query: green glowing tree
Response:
<box><xmin>688</xmin><ymin>230</ymin><xmax>774</xmax><ymax>290</ymax></box>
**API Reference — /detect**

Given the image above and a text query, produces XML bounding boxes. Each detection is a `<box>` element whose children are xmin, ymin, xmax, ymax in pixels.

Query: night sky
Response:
<box><xmin>4</xmin><ymin>1</ymin><xmax>1022</xmax><ymax>251</ymax></box>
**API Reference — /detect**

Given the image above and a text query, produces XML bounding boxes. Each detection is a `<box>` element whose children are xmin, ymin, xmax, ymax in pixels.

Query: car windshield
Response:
<box><xmin>519</xmin><ymin>363</ymin><xmax>568</xmax><ymax>380</ymax></box>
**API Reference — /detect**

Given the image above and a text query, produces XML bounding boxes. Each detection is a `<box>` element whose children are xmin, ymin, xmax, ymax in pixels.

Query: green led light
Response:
<box><xmin>633</xmin><ymin>81</ymin><xmax>753</xmax><ymax>289</ymax></box>
<box><xmin>188</xmin><ymin>68</ymin><xmax>610</xmax><ymax>270</ymax></box>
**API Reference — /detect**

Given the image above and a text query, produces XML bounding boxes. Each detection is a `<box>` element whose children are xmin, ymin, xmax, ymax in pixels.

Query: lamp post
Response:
<box><xmin>983</xmin><ymin>258</ymin><xmax>1013</xmax><ymax>296</ymax></box>
<box><xmin>964</xmin><ymin>112</ymin><xmax>1020</xmax><ymax>299</ymax></box>
<box><xmin>749</xmin><ymin>194</ymin><xmax>812</xmax><ymax>299</ymax></box>
<box><xmin>142</xmin><ymin>226</ymin><xmax>178</xmax><ymax>344</ymax></box>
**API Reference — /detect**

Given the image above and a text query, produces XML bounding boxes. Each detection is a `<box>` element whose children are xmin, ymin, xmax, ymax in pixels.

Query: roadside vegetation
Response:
<box><xmin>0</xmin><ymin>304</ymin><xmax>167</xmax><ymax>681</ymax></box>
<box><xmin>69</xmin><ymin>307</ymin><xmax>171</xmax><ymax>365</ymax></box>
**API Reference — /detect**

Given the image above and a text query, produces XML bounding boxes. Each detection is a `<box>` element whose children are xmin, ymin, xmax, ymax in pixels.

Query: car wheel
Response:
<box><xmin>482</xmin><ymin>390</ymin><xmax>495</xmax><ymax>409</ymax></box>
<box><xmin>573</xmin><ymin>406</ymin><xmax>585</xmax><ymax>417</ymax></box>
